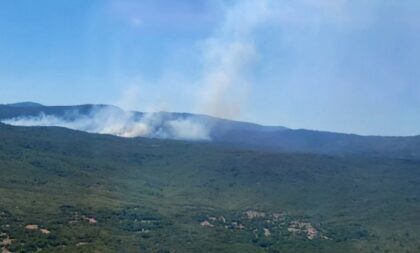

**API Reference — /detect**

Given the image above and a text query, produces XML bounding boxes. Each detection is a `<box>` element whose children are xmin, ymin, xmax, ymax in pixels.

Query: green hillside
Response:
<box><xmin>0</xmin><ymin>123</ymin><xmax>419</xmax><ymax>253</ymax></box>
<box><xmin>2</xmin><ymin>103</ymin><xmax>420</xmax><ymax>159</ymax></box>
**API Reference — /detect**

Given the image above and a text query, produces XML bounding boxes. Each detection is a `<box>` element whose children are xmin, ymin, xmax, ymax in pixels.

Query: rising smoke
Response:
<box><xmin>196</xmin><ymin>0</ymin><xmax>272</xmax><ymax>119</ymax></box>
<box><xmin>2</xmin><ymin>0</ymin><xmax>273</xmax><ymax>140</ymax></box>
<box><xmin>2</xmin><ymin>106</ymin><xmax>211</xmax><ymax>141</ymax></box>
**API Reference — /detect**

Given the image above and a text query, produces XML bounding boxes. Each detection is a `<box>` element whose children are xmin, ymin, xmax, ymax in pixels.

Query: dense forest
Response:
<box><xmin>0</xmin><ymin>123</ymin><xmax>419</xmax><ymax>252</ymax></box>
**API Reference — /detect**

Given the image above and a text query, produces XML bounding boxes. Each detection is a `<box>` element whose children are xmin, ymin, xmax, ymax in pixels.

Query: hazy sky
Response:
<box><xmin>1</xmin><ymin>0</ymin><xmax>419</xmax><ymax>136</ymax></box>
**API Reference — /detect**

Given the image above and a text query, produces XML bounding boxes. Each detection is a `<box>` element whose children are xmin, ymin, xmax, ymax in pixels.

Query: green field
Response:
<box><xmin>0</xmin><ymin>123</ymin><xmax>419</xmax><ymax>252</ymax></box>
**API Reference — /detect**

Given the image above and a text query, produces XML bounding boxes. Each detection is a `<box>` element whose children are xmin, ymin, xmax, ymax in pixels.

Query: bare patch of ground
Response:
<box><xmin>231</xmin><ymin>222</ymin><xmax>245</xmax><ymax>230</ymax></box>
<box><xmin>83</xmin><ymin>217</ymin><xmax>97</xmax><ymax>224</ymax></box>
<box><xmin>1</xmin><ymin>238</ymin><xmax>12</xmax><ymax>247</ymax></box>
<box><xmin>2</xmin><ymin>247</ymin><xmax>12</xmax><ymax>253</ymax></box>
<box><xmin>76</xmin><ymin>242</ymin><xmax>89</xmax><ymax>247</ymax></box>
<box><xmin>40</xmin><ymin>228</ymin><xmax>50</xmax><ymax>235</ymax></box>
<box><xmin>1</xmin><ymin>236</ymin><xmax>14</xmax><ymax>253</ymax></box>
<box><xmin>25</xmin><ymin>224</ymin><xmax>38</xmax><ymax>230</ymax></box>
<box><xmin>200</xmin><ymin>220</ymin><xmax>214</xmax><ymax>227</ymax></box>
<box><xmin>244</xmin><ymin>210</ymin><xmax>266</xmax><ymax>219</ymax></box>
<box><xmin>288</xmin><ymin>221</ymin><xmax>318</xmax><ymax>240</ymax></box>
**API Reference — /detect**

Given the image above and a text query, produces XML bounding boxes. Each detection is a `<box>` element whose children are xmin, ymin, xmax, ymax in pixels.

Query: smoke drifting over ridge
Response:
<box><xmin>2</xmin><ymin>106</ymin><xmax>211</xmax><ymax>141</ymax></box>
<box><xmin>2</xmin><ymin>1</ymin><xmax>273</xmax><ymax>140</ymax></box>
<box><xmin>109</xmin><ymin>0</ymin><xmax>273</xmax><ymax>120</ymax></box>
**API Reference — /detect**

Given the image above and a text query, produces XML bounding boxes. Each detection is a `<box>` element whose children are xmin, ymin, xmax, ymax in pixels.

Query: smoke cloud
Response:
<box><xmin>2</xmin><ymin>106</ymin><xmax>211</xmax><ymax>141</ymax></box>
<box><xmin>196</xmin><ymin>0</ymin><xmax>272</xmax><ymax>119</ymax></box>
<box><xmin>1</xmin><ymin>0</ymin><xmax>276</xmax><ymax>140</ymax></box>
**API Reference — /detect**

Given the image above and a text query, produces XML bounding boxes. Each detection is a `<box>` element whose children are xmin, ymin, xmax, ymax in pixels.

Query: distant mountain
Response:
<box><xmin>0</xmin><ymin>102</ymin><xmax>419</xmax><ymax>158</ymax></box>
<box><xmin>6</xmin><ymin>101</ymin><xmax>44</xmax><ymax>108</ymax></box>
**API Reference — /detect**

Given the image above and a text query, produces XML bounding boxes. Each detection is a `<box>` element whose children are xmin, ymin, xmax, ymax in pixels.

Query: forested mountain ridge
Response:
<box><xmin>1</xmin><ymin>103</ymin><xmax>419</xmax><ymax>159</ymax></box>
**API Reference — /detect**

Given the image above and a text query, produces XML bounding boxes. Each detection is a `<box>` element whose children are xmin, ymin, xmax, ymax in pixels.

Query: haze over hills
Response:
<box><xmin>1</xmin><ymin>102</ymin><xmax>420</xmax><ymax>159</ymax></box>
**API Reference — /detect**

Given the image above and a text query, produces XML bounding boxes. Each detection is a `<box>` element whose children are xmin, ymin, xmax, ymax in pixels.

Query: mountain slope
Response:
<box><xmin>0</xmin><ymin>123</ymin><xmax>419</xmax><ymax>252</ymax></box>
<box><xmin>0</xmin><ymin>103</ymin><xmax>419</xmax><ymax>158</ymax></box>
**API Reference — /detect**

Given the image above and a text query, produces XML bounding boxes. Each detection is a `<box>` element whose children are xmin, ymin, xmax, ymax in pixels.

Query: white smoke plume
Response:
<box><xmin>2</xmin><ymin>0</ymin><xmax>276</xmax><ymax>140</ymax></box>
<box><xmin>196</xmin><ymin>0</ymin><xmax>272</xmax><ymax>119</ymax></box>
<box><xmin>2</xmin><ymin>106</ymin><xmax>211</xmax><ymax>141</ymax></box>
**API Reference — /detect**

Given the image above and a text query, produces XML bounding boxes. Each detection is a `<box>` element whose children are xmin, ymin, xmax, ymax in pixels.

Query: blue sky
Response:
<box><xmin>0</xmin><ymin>0</ymin><xmax>419</xmax><ymax>136</ymax></box>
